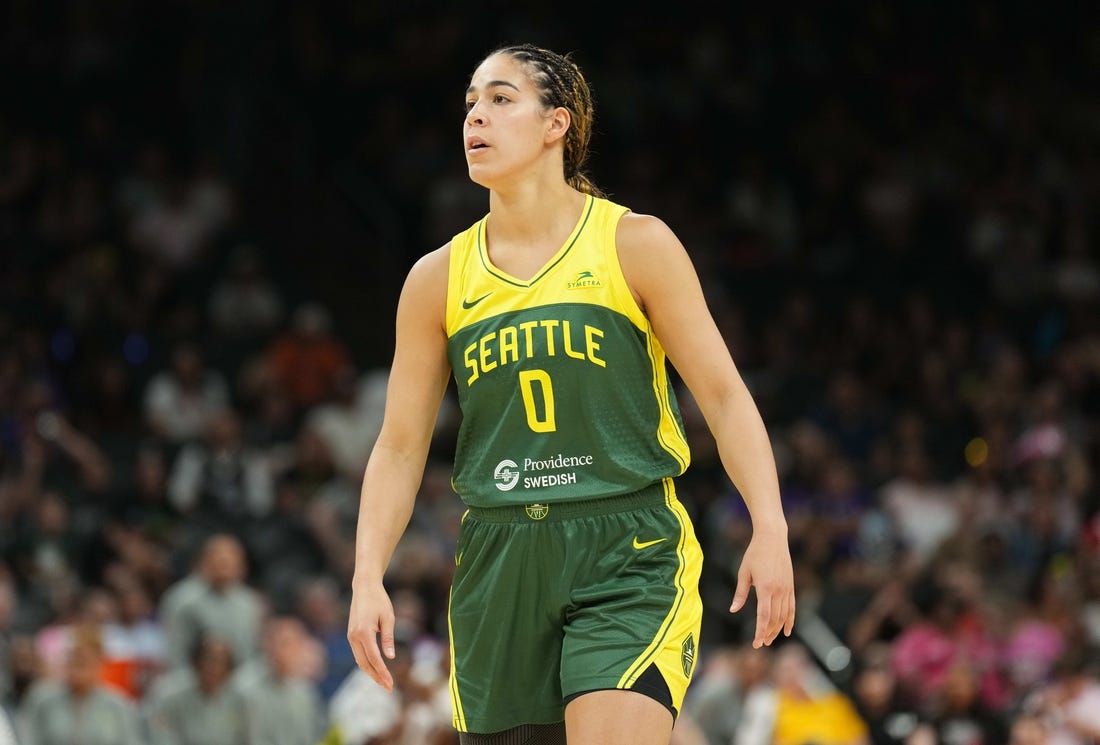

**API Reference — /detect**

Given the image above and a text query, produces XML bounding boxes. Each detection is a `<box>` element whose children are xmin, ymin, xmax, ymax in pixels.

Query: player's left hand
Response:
<box><xmin>729</xmin><ymin>530</ymin><xmax>795</xmax><ymax>648</ymax></box>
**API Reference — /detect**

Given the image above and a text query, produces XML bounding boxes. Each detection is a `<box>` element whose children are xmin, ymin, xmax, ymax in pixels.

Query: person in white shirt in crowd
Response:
<box><xmin>166</xmin><ymin>407</ymin><xmax>276</xmax><ymax>521</ymax></box>
<box><xmin>304</xmin><ymin>365</ymin><xmax>387</xmax><ymax>483</ymax></box>
<box><xmin>233</xmin><ymin>615</ymin><xmax>327</xmax><ymax>745</ymax></box>
<box><xmin>207</xmin><ymin>244</ymin><xmax>285</xmax><ymax>342</ymax></box>
<box><xmin>327</xmin><ymin>631</ymin><xmax>452</xmax><ymax>745</ymax></box>
<box><xmin>1022</xmin><ymin>655</ymin><xmax>1100</xmax><ymax>745</ymax></box>
<box><xmin>144</xmin><ymin>632</ymin><xmax>247</xmax><ymax>745</ymax></box>
<box><xmin>158</xmin><ymin>533</ymin><xmax>264</xmax><ymax>671</ymax></box>
<box><xmin>143</xmin><ymin>340</ymin><xmax>231</xmax><ymax>445</ymax></box>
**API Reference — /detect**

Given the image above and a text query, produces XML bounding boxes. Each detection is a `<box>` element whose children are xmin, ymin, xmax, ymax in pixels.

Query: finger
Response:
<box><xmin>730</xmin><ymin>565</ymin><xmax>752</xmax><ymax>613</ymax></box>
<box><xmin>362</xmin><ymin>633</ymin><xmax>395</xmax><ymax>691</ymax></box>
<box><xmin>348</xmin><ymin>632</ymin><xmax>390</xmax><ymax>690</ymax></box>
<box><xmin>380</xmin><ymin>621</ymin><xmax>396</xmax><ymax>660</ymax></box>
<box><xmin>754</xmin><ymin>589</ymin><xmax>773</xmax><ymax>649</ymax></box>
<box><xmin>766</xmin><ymin>589</ymin><xmax>785</xmax><ymax>644</ymax></box>
<box><xmin>765</xmin><ymin>585</ymin><xmax>783</xmax><ymax>647</ymax></box>
<box><xmin>783</xmin><ymin>593</ymin><xmax>796</xmax><ymax>637</ymax></box>
<box><xmin>348</xmin><ymin>635</ymin><xmax>366</xmax><ymax>671</ymax></box>
<box><xmin>348</xmin><ymin>632</ymin><xmax>386</xmax><ymax>689</ymax></box>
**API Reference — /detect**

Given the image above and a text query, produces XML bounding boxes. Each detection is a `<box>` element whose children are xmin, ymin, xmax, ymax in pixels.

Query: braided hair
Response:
<box><xmin>485</xmin><ymin>44</ymin><xmax>606</xmax><ymax>198</ymax></box>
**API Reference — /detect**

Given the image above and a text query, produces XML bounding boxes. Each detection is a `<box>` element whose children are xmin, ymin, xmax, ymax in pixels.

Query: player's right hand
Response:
<box><xmin>347</xmin><ymin>581</ymin><xmax>397</xmax><ymax>691</ymax></box>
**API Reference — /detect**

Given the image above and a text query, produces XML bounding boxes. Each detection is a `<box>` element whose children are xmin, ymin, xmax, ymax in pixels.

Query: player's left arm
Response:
<box><xmin>617</xmin><ymin>211</ymin><xmax>795</xmax><ymax>648</ymax></box>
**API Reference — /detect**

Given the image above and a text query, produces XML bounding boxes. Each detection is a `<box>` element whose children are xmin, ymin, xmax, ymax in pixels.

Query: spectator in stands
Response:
<box><xmin>143</xmin><ymin>340</ymin><xmax>230</xmax><ymax>445</ymax></box>
<box><xmin>326</xmin><ymin>632</ymin><xmax>452</xmax><ymax>745</ymax></box>
<box><xmin>889</xmin><ymin>568</ymin><xmax>1006</xmax><ymax>716</ymax></box>
<box><xmin>767</xmin><ymin>642</ymin><xmax>870</xmax><ymax>745</ymax></box>
<box><xmin>207</xmin><ymin>244</ymin><xmax>285</xmax><ymax>343</ymax></box>
<box><xmin>303</xmin><ymin>364</ymin><xmax>384</xmax><ymax>481</ymax></box>
<box><xmin>262</xmin><ymin>302</ymin><xmax>351</xmax><ymax>412</ymax></box>
<box><xmin>158</xmin><ymin>533</ymin><xmax>264</xmax><ymax>671</ymax></box>
<box><xmin>296</xmin><ymin>575</ymin><xmax>356</xmax><ymax>701</ymax></box>
<box><xmin>1019</xmin><ymin>655</ymin><xmax>1100</xmax><ymax>745</ymax></box>
<box><xmin>104</xmin><ymin>441</ymin><xmax>178</xmax><ymax>582</ymax></box>
<box><xmin>682</xmin><ymin>645</ymin><xmax>772</xmax><ymax>745</ymax></box>
<box><xmin>144</xmin><ymin>632</ymin><xmax>247</xmax><ymax>745</ymax></box>
<box><xmin>849</xmin><ymin>643</ymin><xmax>921</xmax><ymax>745</ymax></box>
<box><xmin>235</xmin><ymin>615</ymin><xmax>326</xmax><ymax>745</ymax></box>
<box><xmin>925</xmin><ymin>662</ymin><xmax>1008</xmax><ymax>744</ymax></box>
<box><xmin>128</xmin><ymin>172</ymin><xmax>227</xmax><ymax>274</ymax></box>
<box><xmin>100</xmin><ymin>580</ymin><xmax>165</xmax><ymax>699</ymax></box>
<box><xmin>878</xmin><ymin>441</ymin><xmax>959</xmax><ymax>568</ymax></box>
<box><xmin>17</xmin><ymin>623</ymin><xmax>143</xmax><ymax>745</ymax></box>
<box><xmin>16</xmin><ymin>377</ymin><xmax>113</xmax><ymax>496</ymax></box>
<box><xmin>166</xmin><ymin>407</ymin><xmax>276</xmax><ymax>524</ymax></box>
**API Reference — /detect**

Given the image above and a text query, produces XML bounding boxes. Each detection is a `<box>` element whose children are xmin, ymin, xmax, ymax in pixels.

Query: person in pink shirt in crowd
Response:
<box><xmin>890</xmin><ymin>573</ymin><xmax>1009</xmax><ymax>714</ymax></box>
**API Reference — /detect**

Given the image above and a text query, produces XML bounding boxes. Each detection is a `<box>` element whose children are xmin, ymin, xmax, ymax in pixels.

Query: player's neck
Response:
<box><xmin>487</xmin><ymin>181</ymin><xmax>585</xmax><ymax>246</ymax></box>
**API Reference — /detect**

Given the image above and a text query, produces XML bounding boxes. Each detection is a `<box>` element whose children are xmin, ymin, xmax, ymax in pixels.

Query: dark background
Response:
<box><xmin>7</xmin><ymin>2</ymin><xmax>1097</xmax><ymax>362</ymax></box>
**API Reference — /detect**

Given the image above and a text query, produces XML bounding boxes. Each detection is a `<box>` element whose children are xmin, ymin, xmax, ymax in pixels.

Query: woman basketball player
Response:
<box><xmin>348</xmin><ymin>43</ymin><xmax>795</xmax><ymax>745</ymax></box>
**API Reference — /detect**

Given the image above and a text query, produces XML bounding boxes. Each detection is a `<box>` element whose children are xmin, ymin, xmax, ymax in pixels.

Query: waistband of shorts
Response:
<box><xmin>463</xmin><ymin>481</ymin><xmax>669</xmax><ymax>523</ymax></box>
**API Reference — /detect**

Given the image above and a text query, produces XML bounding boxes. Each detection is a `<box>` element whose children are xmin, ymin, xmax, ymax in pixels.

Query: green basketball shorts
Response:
<box><xmin>446</xmin><ymin>478</ymin><xmax>704</xmax><ymax>734</ymax></box>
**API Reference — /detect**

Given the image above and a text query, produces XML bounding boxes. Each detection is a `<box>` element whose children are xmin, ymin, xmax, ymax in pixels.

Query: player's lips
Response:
<box><xmin>466</xmin><ymin>136</ymin><xmax>490</xmax><ymax>153</ymax></box>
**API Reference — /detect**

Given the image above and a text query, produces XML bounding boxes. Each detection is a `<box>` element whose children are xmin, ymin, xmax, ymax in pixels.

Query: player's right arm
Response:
<box><xmin>347</xmin><ymin>244</ymin><xmax>452</xmax><ymax>691</ymax></box>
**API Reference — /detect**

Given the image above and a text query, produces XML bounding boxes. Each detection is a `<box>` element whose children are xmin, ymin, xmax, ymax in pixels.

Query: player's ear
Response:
<box><xmin>545</xmin><ymin>106</ymin><xmax>570</xmax><ymax>144</ymax></box>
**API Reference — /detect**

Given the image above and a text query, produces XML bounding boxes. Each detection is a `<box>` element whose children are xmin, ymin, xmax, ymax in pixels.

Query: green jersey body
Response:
<box><xmin>446</xmin><ymin>194</ymin><xmax>691</xmax><ymax>506</ymax></box>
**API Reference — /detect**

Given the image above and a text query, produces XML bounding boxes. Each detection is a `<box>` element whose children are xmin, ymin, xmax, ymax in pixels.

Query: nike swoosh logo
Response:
<box><xmin>462</xmin><ymin>292</ymin><xmax>492</xmax><ymax>309</ymax></box>
<box><xmin>632</xmin><ymin>537</ymin><xmax>668</xmax><ymax>550</ymax></box>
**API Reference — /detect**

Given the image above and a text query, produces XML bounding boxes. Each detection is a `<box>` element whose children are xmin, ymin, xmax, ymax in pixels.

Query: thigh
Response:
<box><xmin>565</xmin><ymin>689</ymin><xmax>674</xmax><ymax>745</ymax></box>
<box><xmin>448</xmin><ymin>517</ymin><xmax>569</xmax><ymax>734</ymax></box>
<box><xmin>560</xmin><ymin>490</ymin><xmax>704</xmax><ymax>717</ymax></box>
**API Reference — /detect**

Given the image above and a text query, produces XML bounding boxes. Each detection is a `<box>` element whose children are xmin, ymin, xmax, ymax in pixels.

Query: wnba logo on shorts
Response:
<box><xmin>494</xmin><ymin>459</ymin><xmax>520</xmax><ymax>491</ymax></box>
<box><xmin>681</xmin><ymin>634</ymin><xmax>696</xmax><ymax>677</ymax></box>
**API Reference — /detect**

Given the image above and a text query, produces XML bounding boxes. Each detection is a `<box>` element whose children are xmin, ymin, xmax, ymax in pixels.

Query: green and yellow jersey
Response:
<box><xmin>445</xmin><ymin>194</ymin><xmax>690</xmax><ymax>507</ymax></box>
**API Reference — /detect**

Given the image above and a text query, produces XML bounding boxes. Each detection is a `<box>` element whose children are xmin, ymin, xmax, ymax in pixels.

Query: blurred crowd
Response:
<box><xmin>2</xmin><ymin>2</ymin><xmax>1099</xmax><ymax>744</ymax></box>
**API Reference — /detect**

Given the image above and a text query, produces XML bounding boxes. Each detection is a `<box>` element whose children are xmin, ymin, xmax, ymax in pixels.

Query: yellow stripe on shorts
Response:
<box><xmin>447</xmin><ymin>588</ymin><xmax>467</xmax><ymax>731</ymax></box>
<box><xmin>617</xmin><ymin>478</ymin><xmax>689</xmax><ymax>688</ymax></box>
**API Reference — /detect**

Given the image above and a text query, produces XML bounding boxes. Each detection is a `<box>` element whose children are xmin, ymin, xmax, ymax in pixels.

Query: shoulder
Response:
<box><xmin>614</xmin><ymin>211</ymin><xmax>688</xmax><ymax>269</ymax></box>
<box><xmin>405</xmin><ymin>242</ymin><xmax>451</xmax><ymax>286</ymax></box>
<box><xmin>396</xmin><ymin>243</ymin><xmax>453</xmax><ymax>331</ymax></box>
<box><xmin>615</xmin><ymin>210</ymin><xmax>680</xmax><ymax>246</ymax></box>
<box><xmin>613</xmin><ymin>211</ymin><xmax>694</xmax><ymax>304</ymax></box>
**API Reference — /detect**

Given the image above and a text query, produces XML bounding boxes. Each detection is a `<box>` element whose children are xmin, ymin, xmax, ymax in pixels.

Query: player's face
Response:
<box><xmin>464</xmin><ymin>54</ymin><xmax>553</xmax><ymax>188</ymax></box>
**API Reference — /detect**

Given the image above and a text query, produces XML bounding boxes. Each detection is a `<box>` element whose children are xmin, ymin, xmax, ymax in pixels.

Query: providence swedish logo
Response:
<box><xmin>493</xmin><ymin>459</ymin><xmax>520</xmax><ymax>492</ymax></box>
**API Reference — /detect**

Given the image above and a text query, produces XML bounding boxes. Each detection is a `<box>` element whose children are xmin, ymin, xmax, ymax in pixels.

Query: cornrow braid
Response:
<box><xmin>488</xmin><ymin>43</ymin><xmax>605</xmax><ymax>198</ymax></box>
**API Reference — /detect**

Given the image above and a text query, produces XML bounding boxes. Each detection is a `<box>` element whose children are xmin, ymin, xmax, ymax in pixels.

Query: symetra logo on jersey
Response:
<box><xmin>566</xmin><ymin>270</ymin><xmax>602</xmax><ymax>289</ymax></box>
<box><xmin>493</xmin><ymin>452</ymin><xmax>595</xmax><ymax>491</ymax></box>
